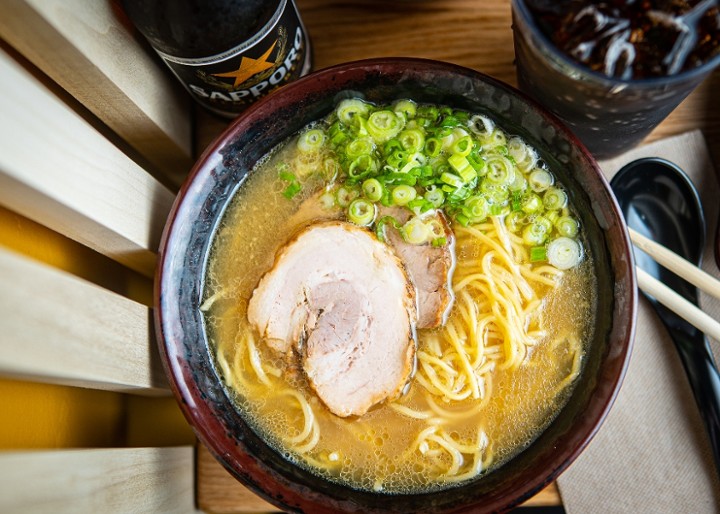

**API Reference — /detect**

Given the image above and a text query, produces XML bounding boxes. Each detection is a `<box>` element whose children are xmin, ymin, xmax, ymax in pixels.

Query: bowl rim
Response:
<box><xmin>155</xmin><ymin>56</ymin><xmax>637</xmax><ymax>513</ymax></box>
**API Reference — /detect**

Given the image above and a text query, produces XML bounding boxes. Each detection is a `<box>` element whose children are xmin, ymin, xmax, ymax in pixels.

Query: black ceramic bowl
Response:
<box><xmin>156</xmin><ymin>57</ymin><xmax>636</xmax><ymax>513</ymax></box>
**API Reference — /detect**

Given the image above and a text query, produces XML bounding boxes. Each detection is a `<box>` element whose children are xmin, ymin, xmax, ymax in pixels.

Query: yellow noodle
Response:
<box><xmin>388</xmin><ymin>402</ymin><xmax>434</xmax><ymax>420</ymax></box>
<box><xmin>425</xmin><ymin>394</ymin><xmax>488</xmax><ymax>420</ymax></box>
<box><xmin>553</xmin><ymin>336</ymin><xmax>583</xmax><ymax>395</ymax></box>
<box><xmin>426</xmin><ymin>433</ymin><xmax>463</xmax><ymax>475</ymax></box>
<box><xmin>443</xmin><ymin>322</ymin><xmax>481</xmax><ymax>398</ymax></box>
<box><xmin>282</xmin><ymin>389</ymin><xmax>316</xmax><ymax>445</ymax></box>
<box><xmin>418</xmin><ymin>351</ymin><xmax>459</xmax><ymax>376</ymax></box>
<box><xmin>456</xmin><ymin>225</ymin><xmax>524</xmax><ymax>282</ymax></box>
<box><xmin>294</xmin><ymin>417</ymin><xmax>320</xmax><ymax>454</ymax></box>
<box><xmin>246</xmin><ymin>330</ymin><xmax>271</xmax><ymax>386</ymax></box>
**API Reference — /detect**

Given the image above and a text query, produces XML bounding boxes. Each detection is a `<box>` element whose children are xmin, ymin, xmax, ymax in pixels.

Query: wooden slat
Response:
<box><xmin>0</xmin><ymin>0</ymin><xmax>194</xmax><ymax>186</ymax></box>
<box><xmin>0</xmin><ymin>246</ymin><xmax>168</xmax><ymax>394</ymax></box>
<box><xmin>196</xmin><ymin>443</ymin><xmax>562</xmax><ymax>513</ymax></box>
<box><xmin>0</xmin><ymin>447</ymin><xmax>198</xmax><ymax>514</ymax></box>
<box><xmin>0</xmin><ymin>47</ymin><xmax>175</xmax><ymax>279</ymax></box>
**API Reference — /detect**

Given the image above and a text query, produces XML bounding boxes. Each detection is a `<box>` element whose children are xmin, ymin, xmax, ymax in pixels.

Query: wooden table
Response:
<box><xmin>194</xmin><ymin>1</ymin><xmax>720</xmax><ymax>512</ymax></box>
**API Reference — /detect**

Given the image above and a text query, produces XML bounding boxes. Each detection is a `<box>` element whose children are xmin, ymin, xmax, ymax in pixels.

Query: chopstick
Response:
<box><xmin>636</xmin><ymin>268</ymin><xmax>720</xmax><ymax>342</ymax></box>
<box><xmin>629</xmin><ymin>228</ymin><xmax>720</xmax><ymax>300</ymax></box>
<box><xmin>628</xmin><ymin>227</ymin><xmax>720</xmax><ymax>341</ymax></box>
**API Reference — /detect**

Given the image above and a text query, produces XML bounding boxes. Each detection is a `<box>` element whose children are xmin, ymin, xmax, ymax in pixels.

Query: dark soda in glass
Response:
<box><xmin>511</xmin><ymin>0</ymin><xmax>720</xmax><ymax>158</ymax></box>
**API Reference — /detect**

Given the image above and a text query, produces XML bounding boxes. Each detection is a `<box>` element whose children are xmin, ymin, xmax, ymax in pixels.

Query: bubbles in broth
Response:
<box><xmin>202</xmin><ymin>98</ymin><xmax>596</xmax><ymax>493</ymax></box>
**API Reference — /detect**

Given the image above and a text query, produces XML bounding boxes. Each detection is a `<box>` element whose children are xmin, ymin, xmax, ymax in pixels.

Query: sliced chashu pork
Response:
<box><xmin>247</xmin><ymin>221</ymin><xmax>417</xmax><ymax>418</ymax></box>
<box><xmin>285</xmin><ymin>192</ymin><xmax>455</xmax><ymax>329</ymax></box>
<box><xmin>380</xmin><ymin>207</ymin><xmax>455</xmax><ymax>329</ymax></box>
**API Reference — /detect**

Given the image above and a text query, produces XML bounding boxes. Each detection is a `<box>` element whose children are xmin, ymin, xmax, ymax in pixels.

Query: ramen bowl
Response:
<box><xmin>156</xmin><ymin>57</ymin><xmax>636</xmax><ymax>513</ymax></box>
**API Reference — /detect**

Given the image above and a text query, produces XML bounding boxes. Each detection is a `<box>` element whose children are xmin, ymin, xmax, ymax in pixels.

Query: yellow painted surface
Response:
<box><xmin>125</xmin><ymin>396</ymin><xmax>196</xmax><ymax>447</ymax></box>
<box><xmin>0</xmin><ymin>205</ymin><xmax>153</xmax><ymax>306</ymax></box>
<box><xmin>0</xmin><ymin>206</ymin><xmax>193</xmax><ymax>449</ymax></box>
<box><xmin>0</xmin><ymin>378</ymin><xmax>125</xmax><ymax>449</ymax></box>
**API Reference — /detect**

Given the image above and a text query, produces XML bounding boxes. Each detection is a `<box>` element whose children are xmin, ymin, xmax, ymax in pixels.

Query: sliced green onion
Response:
<box><xmin>283</xmin><ymin>182</ymin><xmax>302</xmax><ymax>199</ymax></box>
<box><xmin>489</xmin><ymin>203</ymin><xmax>507</xmax><ymax>216</ymax></box>
<box><xmin>386</xmin><ymin>150</ymin><xmax>406</xmax><ymax>169</ymax></box>
<box><xmin>353</xmin><ymin>115</ymin><xmax>369</xmax><ymax>136</ymax></box>
<box><xmin>466</xmin><ymin>154</ymin><xmax>487</xmax><ymax>177</ymax></box>
<box><xmin>401</xmin><ymin>217</ymin><xmax>431</xmax><ymax>244</ymax></box>
<box><xmin>399</xmin><ymin>160</ymin><xmax>420</xmax><ymax>175</ymax></box>
<box><xmin>336</xmin><ymin>186</ymin><xmax>359</xmax><ymax>207</ymax></box>
<box><xmin>319</xmin><ymin>191</ymin><xmax>336</xmax><ymax>209</ymax></box>
<box><xmin>530</xmin><ymin>246</ymin><xmax>547</xmax><ymax>262</ymax></box>
<box><xmin>424</xmin><ymin>137</ymin><xmax>442</xmax><ymax>157</ymax></box>
<box><xmin>547</xmin><ymin>237</ymin><xmax>583</xmax><ymax>270</ymax></box>
<box><xmin>398</xmin><ymin>129</ymin><xmax>425</xmax><ymax>152</ymax></box>
<box><xmin>278</xmin><ymin>169</ymin><xmax>296</xmax><ymax>182</ymax></box>
<box><xmin>345</xmin><ymin>137</ymin><xmax>375</xmax><ymax>158</ymax></box>
<box><xmin>426</xmin><ymin>218</ymin><xmax>446</xmax><ymax>240</ymax></box>
<box><xmin>328</xmin><ymin>121</ymin><xmax>348</xmax><ymax>147</ymax></box>
<box><xmin>484</xmin><ymin>156</ymin><xmax>515</xmax><ymax>186</ymax></box>
<box><xmin>362</xmin><ymin>178</ymin><xmax>384</xmax><ymax>202</ymax></box>
<box><xmin>383</xmin><ymin>172</ymin><xmax>417</xmax><ymax>186</ymax></box>
<box><xmin>375</xmin><ymin>215</ymin><xmax>400</xmax><ymax>242</ymax></box>
<box><xmin>417</xmin><ymin>105</ymin><xmax>440</xmax><ymax>122</ymax></box>
<box><xmin>348</xmin><ymin>154</ymin><xmax>377</xmax><ymax>179</ymax></box>
<box><xmin>508</xmin><ymin>171</ymin><xmax>527</xmax><ymax>192</ymax></box>
<box><xmin>555</xmin><ymin>216</ymin><xmax>580</xmax><ymax>238</ymax></box>
<box><xmin>392</xmin><ymin>185</ymin><xmax>417</xmax><ymax>206</ymax></box>
<box><xmin>545</xmin><ymin>209</ymin><xmax>560</xmax><ymax>224</ymax></box>
<box><xmin>407</xmin><ymin>197</ymin><xmax>433</xmax><ymax>213</ymax></box>
<box><xmin>367</xmin><ymin>110</ymin><xmax>404</xmax><ymax>142</ymax></box>
<box><xmin>384</xmin><ymin>138</ymin><xmax>403</xmax><ymax>155</ymax></box>
<box><xmin>445</xmin><ymin>185</ymin><xmax>471</xmax><ymax>203</ymax></box>
<box><xmin>455</xmin><ymin>213</ymin><xmax>470</xmax><ymax>226</ymax></box>
<box><xmin>336</xmin><ymin>98</ymin><xmax>371</xmax><ymax>124</ymax></box>
<box><xmin>297</xmin><ymin>128</ymin><xmax>325</xmax><ymax>152</ymax></box>
<box><xmin>279</xmin><ymin>165</ymin><xmax>301</xmax><ymax>199</ymax></box>
<box><xmin>424</xmin><ymin>187</ymin><xmax>445</xmax><ymax>208</ymax></box>
<box><xmin>534</xmin><ymin>215</ymin><xmax>553</xmax><ymax>232</ymax></box>
<box><xmin>521</xmin><ymin>193</ymin><xmax>543</xmax><ymax>214</ymax></box>
<box><xmin>468</xmin><ymin>114</ymin><xmax>494</xmax><ymax>136</ymax></box>
<box><xmin>440</xmin><ymin>172</ymin><xmax>464</xmax><ymax>188</ymax></box>
<box><xmin>522</xmin><ymin>221</ymin><xmax>549</xmax><ymax>245</ymax></box>
<box><xmin>451</xmin><ymin>135</ymin><xmax>474</xmax><ymax>156</ymax></box>
<box><xmin>463</xmin><ymin>195</ymin><xmax>489</xmax><ymax>222</ymax></box>
<box><xmin>488</xmin><ymin>128</ymin><xmax>507</xmax><ymax>148</ymax></box>
<box><xmin>347</xmin><ymin>198</ymin><xmax>376</xmax><ymax>226</ymax></box>
<box><xmin>440</xmin><ymin>115</ymin><xmax>460</xmax><ymax>128</ymax></box>
<box><xmin>507</xmin><ymin>137</ymin><xmax>528</xmax><ymax>163</ymax></box>
<box><xmin>528</xmin><ymin>168</ymin><xmax>554</xmax><ymax>192</ymax></box>
<box><xmin>505</xmin><ymin>210</ymin><xmax>525</xmax><ymax>232</ymax></box>
<box><xmin>393</xmin><ymin>99</ymin><xmax>417</xmax><ymax>119</ymax></box>
<box><xmin>543</xmin><ymin>187</ymin><xmax>568</xmax><ymax>210</ymax></box>
<box><xmin>432</xmin><ymin>237</ymin><xmax>447</xmax><ymax>247</ymax></box>
<box><xmin>480</xmin><ymin>182</ymin><xmax>509</xmax><ymax>204</ymax></box>
<box><xmin>448</xmin><ymin>153</ymin><xmax>477</xmax><ymax>183</ymax></box>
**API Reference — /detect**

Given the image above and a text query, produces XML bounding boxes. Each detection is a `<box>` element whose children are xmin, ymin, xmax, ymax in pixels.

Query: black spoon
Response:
<box><xmin>610</xmin><ymin>157</ymin><xmax>720</xmax><ymax>478</ymax></box>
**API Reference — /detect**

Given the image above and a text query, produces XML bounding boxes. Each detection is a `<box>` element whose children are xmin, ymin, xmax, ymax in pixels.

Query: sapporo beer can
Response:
<box><xmin>123</xmin><ymin>0</ymin><xmax>312</xmax><ymax>117</ymax></box>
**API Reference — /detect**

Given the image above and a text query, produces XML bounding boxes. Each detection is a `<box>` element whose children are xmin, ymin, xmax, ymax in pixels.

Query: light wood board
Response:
<box><xmin>0</xmin><ymin>447</ymin><xmax>198</xmax><ymax>514</ymax></box>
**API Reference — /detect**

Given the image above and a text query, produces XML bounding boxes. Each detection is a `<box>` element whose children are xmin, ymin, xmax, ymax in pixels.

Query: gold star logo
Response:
<box><xmin>212</xmin><ymin>41</ymin><xmax>277</xmax><ymax>88</ymax></box>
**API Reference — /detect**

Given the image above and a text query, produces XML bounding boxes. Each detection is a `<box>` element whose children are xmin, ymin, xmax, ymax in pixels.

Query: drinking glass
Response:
<box><xmin>511</xmin><ymin>0</ymin><xmax>720</xmax><ymax>159</ymax></box>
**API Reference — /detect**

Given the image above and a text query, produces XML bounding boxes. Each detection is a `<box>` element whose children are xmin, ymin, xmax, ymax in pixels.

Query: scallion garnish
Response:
<box><xmin>283</xmin><ymin>182</ymin><xmax>302</xmax><ymax>199</ymax></box>
<box><xmin>530</xmin><ymin>246</ymin><xmax>547</xmax><ymax>262</ymax></box>
<box><xmin>347</xmin><ymin>198</ymin><xmax>376</xmax><ymax>226</ymax></box>
<box><xmin>272</xmin><ymin>98</ymin><xmax>585</xmax><ymax>269</ymax></box>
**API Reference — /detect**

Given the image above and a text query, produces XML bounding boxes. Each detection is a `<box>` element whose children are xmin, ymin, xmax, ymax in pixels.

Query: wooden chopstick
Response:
<box><xmin>636</xmin><ymin>267</ymin><xmax>720</xmax><ymax>342</ymax></box>
<box><xmin>629</xmin><ymin>227</ymin><xmax>720</xmax><ymax>301</ymax></box>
